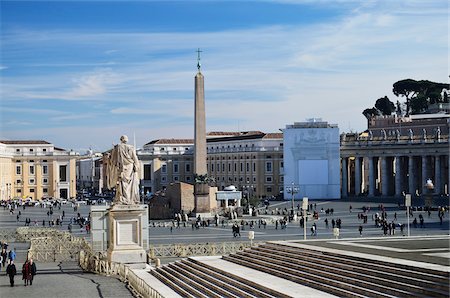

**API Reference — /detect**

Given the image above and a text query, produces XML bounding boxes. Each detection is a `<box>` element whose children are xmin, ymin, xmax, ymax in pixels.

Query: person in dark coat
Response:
<box><xmin>29</xmin><ymin>258</ymin><xmax>37</xmax><ymax>285</ymax></box>
<box><xmin>6</xmin><ymin>260</ymin><xmax>17</xmax><ymax>287</ymax></box>
<box><xmin>22</xmin><ymin>260</ymin><xmax>31</xmax><ymax>286</ymax></box>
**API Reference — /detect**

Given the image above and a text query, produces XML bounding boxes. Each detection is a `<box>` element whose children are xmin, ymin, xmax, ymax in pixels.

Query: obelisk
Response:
<box><xmin>193</xmin><ymin>48</ymin><xmax>211</xmax><ymax>215</ymax></box>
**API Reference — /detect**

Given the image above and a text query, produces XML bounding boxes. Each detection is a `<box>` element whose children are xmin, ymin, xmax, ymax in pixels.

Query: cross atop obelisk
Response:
<box><xmin>196</xmin><ymin>48</ymin><xmax>202</xmax><ymax>71</ymax></box>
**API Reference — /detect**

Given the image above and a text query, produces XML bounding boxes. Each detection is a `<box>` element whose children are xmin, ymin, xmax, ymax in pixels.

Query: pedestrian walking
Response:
<box><xmin>358</xmin><ymin>225</ymin><xmax>363</xmax><ymax>236</ymax></box>
<box><xmin>29</xmin><ymin>258</ymin><xmax>37</xmax><ymax>285</ymax></box>
<box><xmin>22</xmin><ymin>260</ymin><xmax>31</xmax><ymax>286</ymax></box>
<box><xmin>6</xmin><ymin>260</ymin><xmax>17</xmax><ymax>287</ymax></box>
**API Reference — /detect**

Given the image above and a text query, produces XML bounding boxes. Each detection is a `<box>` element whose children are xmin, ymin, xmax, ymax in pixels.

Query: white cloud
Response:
<box><xmin>1</xmin><ymin>0</ymin><xmax>447</xmax><ymax>150</ymax></box>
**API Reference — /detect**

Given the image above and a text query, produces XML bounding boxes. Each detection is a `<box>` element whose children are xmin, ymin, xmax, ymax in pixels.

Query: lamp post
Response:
<box><xmin>405</xmin><ymin>193</ymin><xmax>411</xmax><ymax>237</ymax></box>
<box><xmin>285</xmin><ymin>182</ymin><xmax>299</xmax><ymax>216</ymax></box>
<box><xmin>302</xmin><ymin>197</ymin><xmax>308</xmax><ymax>240</ymax></box>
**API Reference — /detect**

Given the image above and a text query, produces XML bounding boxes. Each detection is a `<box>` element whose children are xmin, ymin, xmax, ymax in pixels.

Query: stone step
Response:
<box><xmin>251</xmin><ymin>246</ymin><xmax>448</xmax><ymax>297</ymax></box>
<box><xmin>263</xmin><ymin>243</ymin><xmax>450</xmax><ymax>285</ymax></box>
<box><xmin>168</xmin><ymin>261</ymin><xmax>241</xmax><ymax>298</ymax></box>
<box><xmin>150</xmin><ymin>268</ymin><xmax>195</xmax><ymax>298</ymax></box>
<box><xmin>176</xmin><ymin>260</ymin><xmax>251</xmax><ymax>298</ymax></box>
<box><xmin>154</xmin><ymin>266</ymin><xmax>208</xmax><ymax>298</ymax></box>
<box><xmin>222</xmin><ymin>254</ymin><xmax>386</xmax><ymax>298</ymax></box>
<box><xmin>161</xmin><ymin>265</ymin><xmax>219</xmax><ymax>298</ymax></box>
<box><xmin>233</xmin><ymin>250</ymin><xmax>417</xmax><ymax>298</ymax></box>
<box><xmin>185</xmin><ymin>258</ymin><xmax>289</xmax><ymax>298</ymax></box>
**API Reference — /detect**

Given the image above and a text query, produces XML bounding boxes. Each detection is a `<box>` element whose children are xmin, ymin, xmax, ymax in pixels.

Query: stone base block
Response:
<box><xmin>107</xmin><ymin>249</ymin><xmax>146</xmax><ymax>269</ymax></box>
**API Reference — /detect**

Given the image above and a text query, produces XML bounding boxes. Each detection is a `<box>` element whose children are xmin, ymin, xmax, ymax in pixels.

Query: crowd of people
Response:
<box><xmin>0</xmin><ymin>241</ymin><xmax>37</xmax><ymax>287</ymax></box>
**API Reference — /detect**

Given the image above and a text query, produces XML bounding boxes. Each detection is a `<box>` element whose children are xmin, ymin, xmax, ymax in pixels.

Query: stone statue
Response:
<box><xmin>395</xmin><ymin>129</ymin><xmax>400</xmax><ymax>141</ymax></box>
<box><xmin>107</xmin><ymin>135</ymin><xmax>141</xmax><ymax>205</ymax></box>
<box><xmin>422</xmin><ymin>128</ymin><xmax>427</xmax><ymax>140</ymax></box>
<box><xmin>408</xmin><ymin>129</ymin><xmax>413</xmax><ymax>141</ymax></box>
<box><xmin>435</xmin><ymin>127</ymin><xmax>441</xmax><ymax>141</ymax></box>
<box><xmin>381</xmin><ymin>129</ymin><xmax>387</xmax><ymax>140</ymax></box>
<box><xmin>368</xmin><ymin>130</ymin><xmax>373</xmax><ymax>140</ymax></box>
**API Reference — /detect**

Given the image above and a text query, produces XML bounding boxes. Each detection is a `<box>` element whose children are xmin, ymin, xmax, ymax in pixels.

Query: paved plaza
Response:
<box><xmin>1</xmin><ymin>198</ymin><xmax>449</xmax><ymax>245</ymax></box>
<box><xmin>0</xmin><ymin>198</ymin><xmax>449</xmax><ymax>297</ymax></box>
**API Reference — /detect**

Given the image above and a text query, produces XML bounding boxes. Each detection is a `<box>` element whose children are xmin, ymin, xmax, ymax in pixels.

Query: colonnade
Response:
<box><xmin>341</xmin><ymin>154</ymin><xmax>449</xmax><ymax>197</ymax></box>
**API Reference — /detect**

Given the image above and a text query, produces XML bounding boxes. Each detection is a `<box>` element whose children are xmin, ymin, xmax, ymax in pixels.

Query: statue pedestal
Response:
<box><xmin>107</xmin><ymin>204</ymin><xmax>148</xmax><ymax>269</ymax></box>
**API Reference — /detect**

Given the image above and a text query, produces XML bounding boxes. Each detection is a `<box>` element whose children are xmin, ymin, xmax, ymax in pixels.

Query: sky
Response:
<box><xmin>0</xmin><ymin>0</ymin><xmax>448</xmax><ymax>153</ymax></box>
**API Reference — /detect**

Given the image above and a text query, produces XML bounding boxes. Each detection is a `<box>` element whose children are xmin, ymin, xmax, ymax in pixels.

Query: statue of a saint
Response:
<box><xmin>106</xmin><ymin>135</ymin><xmax>141</xmax><ymax>205</ymax></box>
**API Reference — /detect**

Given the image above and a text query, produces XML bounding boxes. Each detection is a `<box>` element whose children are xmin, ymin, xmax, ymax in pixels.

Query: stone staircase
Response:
<box><xmin>150</xmin><ymin>242</ymin><xmax>450</xmax><ymax>298</ymax></box>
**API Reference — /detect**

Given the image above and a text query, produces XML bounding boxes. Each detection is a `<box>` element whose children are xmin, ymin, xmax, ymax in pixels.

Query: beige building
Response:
<box><xmin>0</xmin><ymin>140</ymin><xmax>78</xmax><ymax>200</ymax></box>
<box><xmin>138</xmin><ymin>131</ymin><xmax>284</xmax><ymax>199</ymax></box>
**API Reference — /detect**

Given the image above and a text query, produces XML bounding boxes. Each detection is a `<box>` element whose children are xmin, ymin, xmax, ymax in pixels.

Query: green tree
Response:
<box><xmin>362</xmin><ymin>107</ymin><xmax>379</xmax><ymax>120</ymax></box>
<box><xmin>374</xmin><ymin>96</ymin><xmax>395</xmax><ymax>115</ymax></box>
<box><xmin>392</xmin><ymin>79</ymin><xmax>420</xmax><ymax>116</ymax></box>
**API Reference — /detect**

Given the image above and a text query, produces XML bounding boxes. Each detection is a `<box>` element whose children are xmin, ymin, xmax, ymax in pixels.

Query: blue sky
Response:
<box><xmin>0</xmin><ymin>0</ymin><xmax>448</xmax><ymax>152</ymax></box>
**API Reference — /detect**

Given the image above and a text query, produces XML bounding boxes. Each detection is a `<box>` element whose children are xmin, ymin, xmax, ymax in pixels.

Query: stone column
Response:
<box><xmin>368</xmin><ymin>157</ymin><xmax>375</xmax><ymax>196</ymax></box>
<box><xmin>434</xmin><ymin>155</ymin><xmax>441</xmax><ymax>194</ymax></box>
<box><xmin>341</xmin><ymin>157</ymin><xmax>348</xmax><ymax>197</ymax></box>
<box><xmin>354</xmin><ymin>157</ymin><xmax>361</xmax><ymax>196</ymax></box>
<box><xmin>408</xmin><ymin>156</ymin><xmax>415</xmax><ymax>195</ymax></box>
<box><xmin>381</xmin><ymin>156</ymin><xmax>388</xmax><ymax>196</ymax></box>
<box><xmin>395</xmin><ymin>156</ymin><xmax>402</xmax><ymax>197</ymax></box>
<box><xmin>422</xmin><ymin>155</ymin><xmax>428</xmax><ymax>194</ymax></box>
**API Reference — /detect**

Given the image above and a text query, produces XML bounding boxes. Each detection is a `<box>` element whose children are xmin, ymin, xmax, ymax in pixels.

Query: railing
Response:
<box><xmin>79</xmin><ymin>250</ymin><xmax>164</xmax><ymax>298</ymax></box>
<box><xmin>148</xmin><ymin>241</ymin><xmax>261</xmax><ymax>259</ymax></box>
<box><xmin>25</xmin><ymin>228</ymin><xmax>91</xmax><ymax>262</ymax></box>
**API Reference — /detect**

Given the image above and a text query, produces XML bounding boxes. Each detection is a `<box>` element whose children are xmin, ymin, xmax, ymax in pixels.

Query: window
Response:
<box><xmin>186</xmin><ymin>176</ymin><xmax>191</xmax><ymax>182</ymax></box>
<box><xmin>42</xmin><ymin>160</ymin><xmax>47</xmax><ymax>163</ymax></box>
<box><xmin>222</xmin><ymin>163</ymin><xmax>225</xmax><ymax>172</ymax></box>
<box><xmin>211</xmin><ymin>164</ymin><xmax>214</xmax><ymax>172</ymax></box>
<box><xmin>16</xmin><ymin>179</ymin><xmax>21</xmax><ymax>184</ymax></box>
<box><xmin>265</xmin><ymin>162</ymin><xmax>272</xmax><ymax>173</ymax></box>
<box><xmin>16</xmin><ymin>166</ymin><xmax>21</xmax><ymax>175</ymax></box>
<box><xmin>280</xmin><ymin>162</ymin><xmax>284</xmax><ymax>169</ymax></box>
<box><xmin>43</xmin><ymin>165</ymin><xmax>48</xmax><ymax>175</ymax></box>
<box><xmin>240</xmin><ymin>163</ymin><xmax>243</xmax><ymax>171</ymax></box>
<box><xmin>234</xmin><ymin>163</ymin><xmax>237</xmax><ymax>172</ymax></box>
<box><xmin>43</xmin><ymin>149</ymin><xmax>47</xmax><ymax>152</ymax></box>
<box><xmin>59</xmin><ymin>165</ymin><xmax>67</xmax><ymax>182</ymax></box>
<box><xmin>174</xmin><ymin>176</ymin><xmax>179</xmax><ymax>181</ymax></box>
<box><xmin>266</xmin><ymin>155</ymin><xmax>272</xmax><ymax>159</ymax></box>
<box><xmin>30</xmin><ymin>149</ymin><xmax>34</xmax><ymax>152</ymax></box>
<box><xmin>280</xmin><ymin>176</ymin><xmax>284</xmax><ymax>182</ymax></box>
<box><xmin>29</xmin><ymin>165</ymin><xmax>35</xmax><ymax>175</ymax></box>
<box><xmin>266</xmin><ymin>187</ymin><xmax>272</xmax><ymax>193</ymax></box>
<box><xmin>173</xmin><ymin>163</ymin><xmax>179</xmax><ymax>173</ymax></box>
<box><xmin>246</xmin><ymin>162</ymin><xmax>250</xmax><ymax>172</ymax></box>
<box><xmin>216</xmin><ymin>163</ymin><xmax>220</xmax><ymax>172</ymax></box>
<box><xmin>173</xmin><ymin>148</ymin><xmax>177</xmax><ymax>151</ymax></box>
<box><xmin>17</xmin><ymin>189</ymin><xmax>22</xmax><ymax>193</ymax></box>
<box><xmin>253</xmin><ymin>162</ymin><xmax>256</xmax><ymax>172</ymax></box>
<box><xmin>30</xmin><ymin>188</ymin><xmax>35</xmax><ymax>193</ymax></box>
<box><xmin>161</xmin><ymin>164</ymin><xmax>167</xmax><ymax>173</ymax></box>
<box><xmin>29</xmin><ymin>160</ymin><xmax>34</xmax><ymax>162</ymax></box>
<box><xmin>16</xmin><ymin>160</ymin><xmax>20</xmax><ymax>163</ymax></box>
<box><xmin>144</xmin><ymin>165</ymin><xmax>152</xmax><ymax>180</ymax></box>
<box><xmin>185</xmin><ymin>164</ymin><xmax>191</xmax><ymax>172</ymax></box>
<box><xmin>266</xmin><ymin>176</ymin><xmax>272</xmax><ymax>183</ymax></box>
<box><xmin>160</xmin><ymin>147</ymin><xmax>165</xmax><ymax>151</ymax></box>
<box><xmin>161</xmin><ymin>176</ymin><xmax>167</xmax><ymax>182</ymax></box>
<box><xmin>228</xmin><ymin>163</ymin><xmax>231</xmax><ymax>172</ymax></box>
<box><xmin>253</xmin><ymin>177</ymin><xmax>256</xmax><ymax>182</ymax></box>
<box><xmin>29</xmin><ymin>179</ymin><xmax>35</xmax><ymax>184</ymax></box>
<box><xmin>43</xmin><ymin>178</ymin><xmax>48</xmax><ymax>184</ymax></box>
<box><xmin>43</xmin><ymin>188</ymin><xmax>48</xmax><ymax>193</ymax></box>
<box><xmin>16</xmin><ymin>149</ymin><xmax>20</xmax><ymax>153</ymax></box>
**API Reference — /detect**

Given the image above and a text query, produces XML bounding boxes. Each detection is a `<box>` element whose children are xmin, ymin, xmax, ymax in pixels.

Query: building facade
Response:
<box><xmin>340</xmin><ymin>114</ymin><xmax>449</xmax><ymax>198</ymax></box>
<box><xmin>76</xmin><ymin>153</ymin><xmax>104</xmax><ymax>195</ymax></box>
<box><xmin>0</xmin><ymin>140</ymin><xmax>78</xmax><ymax>200</ymax></box>
<box><xmin>137</xmin><ymin>131</ymin><xmax>284</xmax><ymax>199</ymax></box>
<box><xmin>283</xmin><ymin>120</ymin><xmax>340</xmax><ymax>199</ymax></box>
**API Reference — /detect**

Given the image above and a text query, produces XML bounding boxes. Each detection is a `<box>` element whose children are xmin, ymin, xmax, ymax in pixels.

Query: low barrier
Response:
<box><xmin>27</xmin><ymin>228</ymin><xmax>91</xmax><ymax>262</ymax></box>
<box><xmin>79</xmin><ymin>250</ymin><xmax>163</xmax><ymax>298</ymax></box>
<box><xmin>148</xmin><ymin>241</ymin><xmax>261</xmax><ymax>259</ymax></box>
